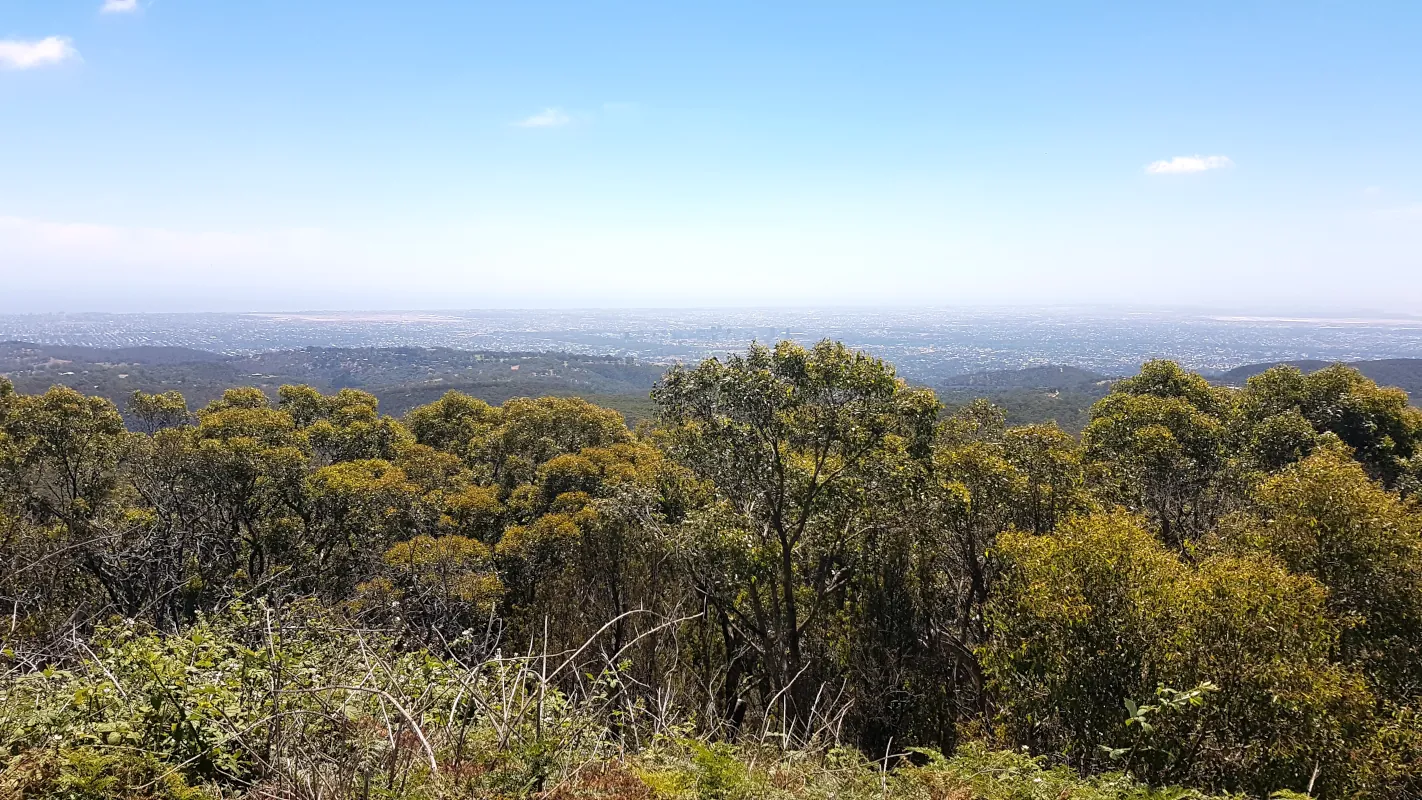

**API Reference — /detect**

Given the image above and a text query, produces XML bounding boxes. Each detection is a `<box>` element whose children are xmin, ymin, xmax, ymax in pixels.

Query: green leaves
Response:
<box><xmin>1123</xmin><ymin>683</ymin><xmax>1219</xmax><ymax>735</ymax></box>
<box><xmin>1239</xmin><ymin>364</ymin><xmax>1422</xmax><ymax>486</ymax></box>
<box><xmin>653</xmin><ymin>340</ymin><xmax>941</xmax><ymax>734</ymax></box>
<box><xmin>985</xmin><ymin>511</ymin><xmax>1364</xmax><ymax>794</ymax></box>
<box><xmin>3</xmin><ymin>345</ymin><xmax>1422</xmax><ymax>799</ymax></box>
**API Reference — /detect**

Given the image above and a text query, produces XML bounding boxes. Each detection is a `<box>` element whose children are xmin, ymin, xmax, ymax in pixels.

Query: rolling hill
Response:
<box><xmin>936</xmin><ymin>365</ymin><xmax>1120</xmax><ymax>432</ymax></box>
<box><xmin>939</xmin><ymin>364</ymin><xmax>1115</xmax><ymax>391</ymax></box>
<box><xmin>0</xmin><ymin>342</ymin><xmax>664</xmax><ymax>422</ymax></box>
<box><xmin>10</xmin><ymin>342</ymin><xmax>1414</xmax><ymax>436</ymax></box>
<box><xmin>1217</xmin><ymin>358</ymin><xmax>1422</xmax><ymax>398</ymax></box>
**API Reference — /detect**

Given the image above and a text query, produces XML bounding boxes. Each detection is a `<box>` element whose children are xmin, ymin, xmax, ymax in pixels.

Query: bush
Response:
<box><xmin>984</xmin><ymin>512</ymin><xmax>1372</xmax><ymax>795</ymax></box>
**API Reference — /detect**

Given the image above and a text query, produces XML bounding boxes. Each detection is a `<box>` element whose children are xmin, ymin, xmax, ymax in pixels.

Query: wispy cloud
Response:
<box><xmin>101</xmin><ymin>0</ymin><xmax>139</xmax><ymax>12</ymax></box>
<box><xmin>1375</xmin><ymin>204</ymin><xmax>1422</xmax><ymax>221</ymax></box>
<box><xmin>0</xmin><ymin>37</ymin><xmax>79</xmax><ymax>70</ymax></box>
<box><xmin>515</xmin><ymin>108</ymin><xmax>571</xmax><ymax>128</ymax></box>
<box><xmin>0</xmin><ymin>215</ymin><xmax>338</xmax><ymax>268</ymax></box>
<box><xmin>1145</xmin><ymin>154</ymin><xmax>1234</xmax><ymax>174</ymax></box>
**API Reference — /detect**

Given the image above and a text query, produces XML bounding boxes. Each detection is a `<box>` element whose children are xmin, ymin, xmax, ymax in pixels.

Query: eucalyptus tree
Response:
<box><xmin>653</xmin><ymin>340</ymin><xmax>939</xmax><ymax>736</ymax></box>
<box><xmin>1233</xmin><ymin>445</ymin><xmax>1422</xmax><ymax>698</ymax></box>
<box><xmin>1237</xmin><ymin>364</ymin><xmax>1422</xmax><ymax>487</ymax></box>
<box><xmin>1083</xmin><ymin>361</ymin><xmax>1238</xmax><ymax>546</ymax></box>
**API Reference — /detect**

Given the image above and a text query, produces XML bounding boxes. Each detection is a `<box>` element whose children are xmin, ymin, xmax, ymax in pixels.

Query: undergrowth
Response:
<box><xmin>0</xmin><ymin>606</ymin><xmax>1235</xmax><ymax>800</ymax></box>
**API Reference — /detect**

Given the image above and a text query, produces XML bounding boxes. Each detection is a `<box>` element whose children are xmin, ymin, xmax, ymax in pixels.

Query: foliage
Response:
<box><xmin>1237</xmin><ymin>364</ymin><xmax>1422</xmax><ymax>487</ymax></box>
<box><xmin>654</xmin><ymin>340</ymin><xmax>941</xmax><ymax>739</ymax></box>
<box><xmin>2</xmin><ymin>343</ymin><xmax>1422</xmax><ymax>798</ymax></box>
<box><xmin>984</xmin><ymin>513</ymin><xmax>1374</xmax><ymax>795</ymax></box>
<box><xmin>1082</xmin><ymin>361</ymin><xmax>1238</xmax><ymax>545</ymax></box>
<box><xmin>1223</xmin><ymin>444</ymin><xmax>1422</xmax><ymax>698</ymax></box>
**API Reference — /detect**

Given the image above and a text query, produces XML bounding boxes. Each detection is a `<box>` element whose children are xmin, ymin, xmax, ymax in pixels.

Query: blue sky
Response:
<box><xmin>1</xmin><ymin>1</ymin><xmax>1420</xmax><ymax>312</ymax></box>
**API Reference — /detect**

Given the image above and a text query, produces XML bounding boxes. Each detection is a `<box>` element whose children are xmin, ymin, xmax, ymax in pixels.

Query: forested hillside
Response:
<box><xmin>939</xmin><ymin>358</ymin><xmax>1422</xmax><ymax>433</ymax></box>
<box><xmin>1219</xmin><ymin>357</ymin><xmax>1422</xmax><ymax>397</ymax></box>
<box><xmin>937</xmin><ymin>365</ymin><xmax>1117</xmax><ymax>432</ymax></box>
<box><xmin>2</xmin><ymin>341</ymin><xmax>1421</xmax><ymax>799</ymax></box>
<box><xmin>0</xmin><ymin>342</ymin><xmax>662</xmax><ymax>422</ymax></box>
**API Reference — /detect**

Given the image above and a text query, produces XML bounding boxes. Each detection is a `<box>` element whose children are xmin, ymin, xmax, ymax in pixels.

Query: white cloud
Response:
<box><xmin>515</xmin><ymin>108</ymin><xmax>571</xmax><ymax>128</ymax></box>
<box><xmin>101</xmin><ymin>0</ymin><xmax>139</xmax><ymax>12</ymax></box>
<box><xmin>1145</xmin><ymin>154</ymin><xmax>1234</xmax><ymax>174</ymax></box>
<box><xmin>0</xmin><ymin>37</ymin><xmax>79</xmax><ymax>70</ymax></box>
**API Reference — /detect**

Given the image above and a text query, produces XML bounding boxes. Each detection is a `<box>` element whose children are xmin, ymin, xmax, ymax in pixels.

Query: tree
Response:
<box><xmin>488</xmin><ymin>440</ymin><xmax>690</xmax><ymax>691</ymax></box>
<box><xmin>1003</xmin><ymin>422</ymin><xmax>1091</xmax><ymax>535</ymax></box>
<box><xmin>1231</xmin><ymin>444</ymin><xmax>1422</xmax><ymax>697</ymax></box>
<box><xmin>0</xmin><ymin>387</ymin><xmax>140</xmax><ymax>619</ymax></box>
<box><xmin>356</xmin><ymin>534</ymin><xmax>503</xmax><ymax>650</ymax></box>
<box><xmin>281</xmin><ymin>385</ymin><xmax>410</xmax><ymax>464</ymax></box>
<box><xmin>653</xmin><ymin>340</ymin><xmax>939</xmax><ymax>736</ymax></box>
<box><xmin>405</xmin><ymin>392</ymin><xmax>629</xmax><ymax>486</ymax></box>
<box><xmin>404</xmin><ymin>390</ymin><xmax>499</xmax><ymax>463</ymax></box>
<box><xmin>4</xmin><ymin>346</ymin><xmax>1421</xmax><ymax>798</ymax></box>
<box><xmin>128</xmin><ymin>390</ymin><xmax>189</xmax><ymax>434</ymax></box>
<box><xmin>1238</xmin><ymin>364</ymin><xmax>1422</xmax><ymax>486</ymax></box>
<box><xmin>985</xmin><ymin>511</ymin><xmax>1372</xmax><ymax>796</ymax></box>
<box><xmin>302</xmin><ymin>459</ymin><xmax>426</xmax><ymax>598</ymax></box>
<box><xmin>1083</xmin><ymin>361</ymin><xmax>1238</xmax><ymax>545</ymax></box>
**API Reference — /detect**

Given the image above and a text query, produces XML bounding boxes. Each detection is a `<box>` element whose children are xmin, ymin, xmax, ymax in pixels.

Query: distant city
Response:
<box><xmin>3</xmin><ymin>307</ymin><xmax>1422</xmax><ymax>383</ymax></box>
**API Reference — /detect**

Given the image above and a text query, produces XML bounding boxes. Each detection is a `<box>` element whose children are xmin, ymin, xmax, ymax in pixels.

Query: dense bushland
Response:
<box><xmin>2</xmin><ymin>342</ymin><xmax>1420</xmax><ymax>799</ymax></box>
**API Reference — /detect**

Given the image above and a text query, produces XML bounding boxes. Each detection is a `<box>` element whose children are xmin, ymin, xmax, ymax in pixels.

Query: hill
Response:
<box><xmin>939</xmin><ymin>364</ymin><xmax>1114</xmax><ymax>391</ymax></box>
<box><xmin>937</xmin><ymin>365</ymin><xmax>1118</xmax><ymax>432</ymax></box>
<box><xmin>3</xmin><ymin>343</ymin><xmax>1125</xmax><ymax>433</ymax></box>
<box><xmin>1218</xmin><ymin>358</ymin><xmax>1422</xmax><ymax>398</ymax></box>
<box><xmin>0</xmin><ymin>340</ymin><xmax>229</xmax><ymax>366</ymax></box>
<box><xmin>0</xmin><ymin>342</ymin><xmax>665</xmax><ymax>422</ymax></box>
<box><xmin>19</xmin><ymin>344</ymin><xmax>1413</xmax><ymax>436</ymax></box>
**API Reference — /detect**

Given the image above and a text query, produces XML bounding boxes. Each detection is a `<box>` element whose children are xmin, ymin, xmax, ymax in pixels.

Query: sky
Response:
<box><xmin>1</xmin><ymin>1</ymin><xmax>1420</xmax><ymax>313</ymax></box>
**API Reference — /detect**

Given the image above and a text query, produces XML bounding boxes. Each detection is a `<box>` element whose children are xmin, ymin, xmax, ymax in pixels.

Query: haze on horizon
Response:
<box><xmin>2</xmin><ymin>2</ymin><xmax>1420</xmax><ymax>314</ymax></box>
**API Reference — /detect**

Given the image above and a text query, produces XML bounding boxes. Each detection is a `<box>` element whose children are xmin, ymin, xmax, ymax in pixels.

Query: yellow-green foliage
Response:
<box><xmin>3</xmin><ymin>344</ymin><xmax>1422</xmax><ymax>799</ymax></box>
<box><xmin>0</xmin><ymin>609</ymin><xmax>1241</xmax><ymax>799</ymax></box>
<box><xmin>984</xmin><ymin>512</ymin><xmax>1373</xmax><ymax>795</ymax></box>
<box><xmin>1233</xmin><ymin>445</ymin><xmax>1422</xmax><ymax>693</ymax></box>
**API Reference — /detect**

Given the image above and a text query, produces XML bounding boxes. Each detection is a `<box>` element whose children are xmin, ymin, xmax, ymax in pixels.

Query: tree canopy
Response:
<box><xmin>2</xmin><ymin>347</ymin><xmax>1421</xmax><ymax>799</ymax></box>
